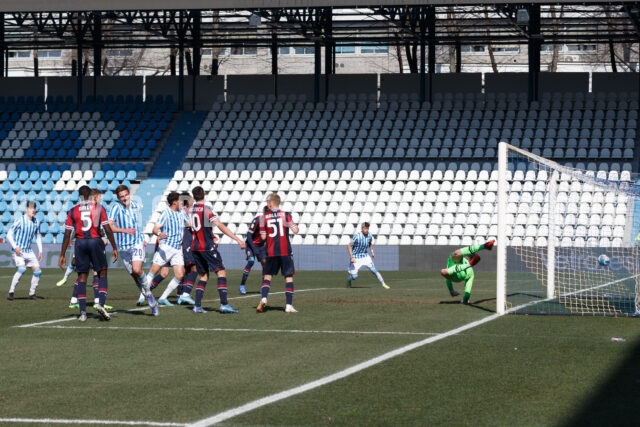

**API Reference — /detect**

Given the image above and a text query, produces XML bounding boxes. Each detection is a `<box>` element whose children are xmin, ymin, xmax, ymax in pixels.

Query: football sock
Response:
<box><xmin>151</xmin><ymin>273</ymin><xmax>165</xmax><ymax>290</ymax></box>
<box><xmin>64</xmin><ymin>265</ymin><xmax>74</xmax><ymax>280</ymax></box>
<box><xmin>160</xmin><ymin>277</ymin><xmax>180</xmax><ymax>300</ymax></box>
<box><xmin>460</xmin><ymin>243</ymin><xmax>484</xmax><ymax>257</ymax></box>
<box><xmin>217</xmin><ymin>277</ymin><xmax>228</xmax><ymax>305</ymax></box>
<box><xmin>285</xmin><ymin>281</ymin><xmax>294</xmax><ymax>305</ymax></box>
<box><xmin>260</xmin><ymin>279</ymin><xmax>271</xmax><ymax>299</ymax></box>
<box><xmin>181</xmin><ymin>270</ymin><xmax>198</xmax><ymax>295</ymax></box>
<box><xmin>195</xmin><ymin>280</ymin><xmax>206</xmax><ymax>306</ymax></box>
<box><xmin>92</xmin><ymin>275</ymin><xmax>100</xmax><ymax>299</ymax></box>
<box><xmin>98</xmin><ymin>277</ymin><xmax>108</xmax><ymax>306</ymax></box>
<box><xmin>445</xmin><ymin>279</ymin><xmax>455</xmax><ymax>293</ymax></box>
<box><xmin>241</xmin><ymin>260</ymin><xmax>254</xmax><ymax>285</ymax></box>
<box><xmin>77</xmin><ymin>282</ymin><xmax>87</xmax><ymax>313</ymax></box>
<box><xmin>374</xmin><ymin>271</ymin><xmax>385</xmax><ymax>284</ymax></box>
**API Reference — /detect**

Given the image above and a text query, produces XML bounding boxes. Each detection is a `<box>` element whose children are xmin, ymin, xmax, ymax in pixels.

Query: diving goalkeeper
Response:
<box><xmin>441</xmin><ymin>239</ymin><xmax>495</xmax><ymax>304</ymax></box>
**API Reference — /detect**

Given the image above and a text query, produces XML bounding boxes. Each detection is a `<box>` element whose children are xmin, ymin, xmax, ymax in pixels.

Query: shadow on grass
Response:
<box><xmin>439</xmin><ymin>299</ymin><xmax>496</xmax><ymax>314</ymax></box>
<box><xmin>562</xmin><ymin>335</ymin><xmax>640</xmax><ymax>427</ymax></box>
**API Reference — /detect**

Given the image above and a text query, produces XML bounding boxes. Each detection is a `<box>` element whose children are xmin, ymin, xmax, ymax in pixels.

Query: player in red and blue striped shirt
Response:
<box><xmin>59</xmin><ymin>185</ymin><xmax>118</xmax><ymax>322</ymax></box>
<box><xmin>188</xmin><ymin>185</ymin><xmax>245</xmax><ymax>314</ymax></box>
<box><xmin>256</xmin><ymin>192</ymin><xmax>299</xmax><ymax>314</ymax></box>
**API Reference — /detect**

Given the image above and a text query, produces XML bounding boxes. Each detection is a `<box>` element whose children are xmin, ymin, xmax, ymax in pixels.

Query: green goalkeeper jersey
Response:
<box><xmin>446</xmin><ymin>255</ymin><xmax>472</xmax><ymax>282</ymax></box>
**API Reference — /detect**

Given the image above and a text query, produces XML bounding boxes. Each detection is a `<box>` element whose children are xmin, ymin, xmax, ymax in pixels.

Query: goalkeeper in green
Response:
<box><xmin>441</xmin><ymin>239</ymin><xmax>495</xmax><ymax>304</ymax></box>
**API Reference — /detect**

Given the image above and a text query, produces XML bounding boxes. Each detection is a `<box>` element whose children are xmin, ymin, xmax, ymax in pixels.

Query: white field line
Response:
<box><xmin>0</xmin><ymin>418</ymin><xmax>186</xmax><ymax>426</ymax></box>
<box><xmin>6</xmin><ymin>285</ymin><xmax>513</xmax><ymax>427</ymax></box>
<box><xmin>187</xmin><ymin>312</ymin><xmax>502</xmax><ymax>426</ymax></box>
<box><xmin>14</xmin><ymin>288</ymin><xmax>328</xmax><ymax>329</ymax></box>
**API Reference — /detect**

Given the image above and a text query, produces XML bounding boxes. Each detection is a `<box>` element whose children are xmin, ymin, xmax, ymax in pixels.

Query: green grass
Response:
<box><xmin>0</xmin><ymin>268</ymin><xmax>639</xmax><ymax>426</ymax></box>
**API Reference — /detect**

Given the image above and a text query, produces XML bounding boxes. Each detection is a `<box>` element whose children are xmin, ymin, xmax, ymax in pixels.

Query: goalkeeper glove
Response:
<box><xmin>469</xmin><ymin>253</ymin><xmax>481</xmax><ymax>266</ymax></box>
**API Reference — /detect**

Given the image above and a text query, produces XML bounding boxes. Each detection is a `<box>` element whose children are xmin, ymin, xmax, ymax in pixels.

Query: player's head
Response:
<box><xmin>192</xmin><ymin>186</ymin><xmax>205</xmax><ymax>202</ymax></box>
<box><xmin>266</xmin><ymin>192</ymin><xmax>281</xmax><ymax>208</ymax></box>
<box><xmin>115</xmin><ymin>184</ymin><xmax>131</xmax><ymax>206</ymax></box>
<box><xmin>361</xmin><ymin>222</ymin><xmax>370</xmax><ymax>235</ymax></box>
<box><xmin>78</xmin><ymin>185</ymin><xmax>92</xmax><ymax>201</ymax></box>
<box><xmin>179</xmin><ymin>191</ymin><xmax>192</xmax><ymax>208</ymax></box>
<box><xmin>167</xmin><ymin>191</ymin><xmax>180</xmax><ymax>207</ymax></box>
<box><xmin>25</xmin><ymin>200</ymin><xmax>37</xmax><ymax>217</ymax></box>
<box><xmin>90</xmin><ymin>188</ymin><xmax>103</xmax><ymax>204</ymax></box>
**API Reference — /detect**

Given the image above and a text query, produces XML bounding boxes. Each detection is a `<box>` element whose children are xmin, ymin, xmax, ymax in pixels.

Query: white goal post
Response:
<box><xmin>496</xmin><ymin>141</ymin><xmax>640</xmax><ymax>316</ymax></box>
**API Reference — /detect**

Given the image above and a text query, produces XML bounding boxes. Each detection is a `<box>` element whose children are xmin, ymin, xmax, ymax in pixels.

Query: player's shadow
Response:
<box><xmin>439</xmin><ymin>299</ymin><xmax>496</xmax><ymax>314</ymax></box>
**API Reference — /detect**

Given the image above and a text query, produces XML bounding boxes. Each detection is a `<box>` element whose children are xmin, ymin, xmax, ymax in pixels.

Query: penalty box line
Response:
<box><xmin>188</xmin><ymin>312</ymin><xmax>503</xmax><ymax>427</ymax></box>
<box><xmin>12</xmin><ymin>287</ymin><xmax>333</xmax><ymax>329</ymax></box>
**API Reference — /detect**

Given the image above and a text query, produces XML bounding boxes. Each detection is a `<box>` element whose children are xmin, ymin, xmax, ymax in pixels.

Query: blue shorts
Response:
<box><xmin>183</xmin><ymin>248</ymin><xmax>196</xmax><ymax>268</ymax></box>
<box><xmin>245</xmin><ymin>246</ymin><xmax>267</xmax><ymax>263</ymax></box>
<box><xmin>193</xmin><ymin>249</ymin><xmax>226</xmax><ymax>275</ymax></box>
<box><xmin>74</xmin><ymin>238</ymin><xmax>107</xmax><ymax>274</ymax></box>
<box><xmin>263</xmin><ymin>255</ymin><xmax>295</xmax><ymax>277</ymax></box>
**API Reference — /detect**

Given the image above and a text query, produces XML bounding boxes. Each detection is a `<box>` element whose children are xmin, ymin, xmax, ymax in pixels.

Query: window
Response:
<box><xmin>38</xmin><ymin>50</ymin><xmax>62</xmax><ymax>59</ymax></box>
<box><xmin>294</xmin><ymin>46</ymin><xmax>315</xmax><ymax>55</ymax></box>
<box><xmin>492</xmin><ymin>46</ymin><xmax>520</xmax><ymax>53</ymax></box>
<box><xmin>335</xmin><ymin>44</ymin><xmax>355</xmax><ymax>54</ymax></box>
<box><xmin>279</xmin><ymin>46</ymin><xmax>291</xmax><ymax>55</ymax></box>
<box><xmin>360</xmin><ymin>43</ymin><xmax>388</xmax><ymax>54</ymax></box>
<box><xmin>541</xmin><ymin>44</ymin><xmax>597</xmax><ymax>54</ymax></box>
<box><xmin>106</xmin><ymin>49</ymin><xmax>133</xmax><ymax>57</ymax></box>
<box><xmin>461</xmin><ymin>45</ymin><xmax>486</xmax><ymax>53</ymax></box>
<box><xmin>230</xmin><ymin>45</ymin><xmax>257</xmax><ymax>56</ymax></box>
<box><xmin>9</xmin><ymin>51</ymin><xmax>30</xmax><ymax>58</ymax></box>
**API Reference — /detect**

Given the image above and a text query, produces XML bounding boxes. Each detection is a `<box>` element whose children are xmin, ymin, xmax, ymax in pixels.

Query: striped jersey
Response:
<box><xmin>350</xmin><ymin>232</ymin><xmax>373</xmax><ymax>258</ymax></box>
<box><xmin>189</xmin><ymin>202</ymin><xmax>218</xmax><ymax>252</ymax></box>
<box><xmin>9</xmin><ymin>214</ymin><xmax>40</xmax><ymax>253</ymax></box>
<box><xmin>108</xmin><ymin>199</ymin><xmax>144</xmax><ymax>250</ymax></box>
<box><xmin>65</xmin><ymin>201</ymin><xmax>109</xmax><ymax>240</ymax></box>
<box><xmin>259</xmin><ymin>209</ymin><xmax>296</xmax><ymax>257</ymax></box>
<box><xmin>246</xmin><ymin>214</ymin><xmax>265</xmax><ymax>249</ymax></box>
<box><xmin>156</xmin><ymin>207</ymin><xmax>189</xmax><ymax>249</ymax></box>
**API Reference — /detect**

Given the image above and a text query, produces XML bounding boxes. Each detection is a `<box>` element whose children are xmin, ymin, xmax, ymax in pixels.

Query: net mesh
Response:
<box><xmin>500</xmin><ymin>143</ymin><xmax>640</xmax><ymax>316</ymax></box>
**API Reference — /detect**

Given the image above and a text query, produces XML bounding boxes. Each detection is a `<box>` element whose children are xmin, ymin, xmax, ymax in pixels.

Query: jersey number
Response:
<box><xmin>266</xmin><ymin>217</ymin><xmax>285</xmax><ymax>237</ymax></box>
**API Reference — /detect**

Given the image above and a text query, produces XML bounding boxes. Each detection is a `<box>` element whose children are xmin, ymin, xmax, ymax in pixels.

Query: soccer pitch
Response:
<box><xmin>0</xmin><ymin>268</ymin><xmax>638</xmax><ymax>426</ymax></box>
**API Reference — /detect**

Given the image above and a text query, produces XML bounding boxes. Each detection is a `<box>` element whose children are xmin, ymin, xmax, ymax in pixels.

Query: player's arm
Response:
<box><xmin>347</xmin><ymin>242</ymin><xmax>354</xmax><ymax>262</ymax></box>
<box><xmin>102</xmin><ymin>223</ymin><xmax>119</xmax><ymax>263</ymax></box>
<box><xmin>59</xmin><ymin>228</ymin><xmax>72</xmax><ymax>269</ymax></box>
<box><xmin>214</xmin><ymin>219</ymin><xmax>246</xmax><ymax>249</ymax></box>
<box><xmin>153</xmin><ymin>223</ymin><xmax>166</xmax><ymax>240</ymax></box>
<box><xmin>369</xmin><ymin>240</ymin><xmax>375</xmax><ymax>258</ymax></box>
<box><xmin>35</xmin><ymin>232</ymin><xmax>43</xmax><ymax>261</ymax></box>
<box><xmin>6</xmin><ymin>224</ymin><xmax>20</xmax><ymax>255</ymax></box>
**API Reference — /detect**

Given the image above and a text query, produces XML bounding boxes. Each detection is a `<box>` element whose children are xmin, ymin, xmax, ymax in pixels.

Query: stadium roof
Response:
<box><xmin>0</xmin><ymin>1</ymin><xmax>635</xmax><ymax>65</ymax></box>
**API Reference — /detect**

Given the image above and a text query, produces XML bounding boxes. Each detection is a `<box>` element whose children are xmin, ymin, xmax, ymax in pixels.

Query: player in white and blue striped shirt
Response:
<box><xmin>346</xmin><ymin>222</ymin><xmax>389</xmax><ymax>289</ymax></box>
<box><xmin>146</xmin><ymin>191</ymin><xmax>190</xmax><ymax>306</ymax></box>
<box><xmin>7</xmin><ymin>201</ymin><xmax>44</xmax><ymax>300</ymax></box>
<box><xmin>108</xmin><ymin>184</ymin><xmax>157</xmax><ymax>314</ymax></box>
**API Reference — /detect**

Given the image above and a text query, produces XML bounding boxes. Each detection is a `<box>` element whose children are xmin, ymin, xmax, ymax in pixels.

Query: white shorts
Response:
<box><xmin>151</xmin><ymin>243</ymin><xmax>184</xmax><ymax>268</ymax></box>
<box><xmin>120</xmin><ymin>242</ymin><xmax>146</xmax><ymax>274</ymax></box>
<box><xmin>348</xmin><ymin>255</ymin><xmax>374</xmax><ymax>275</ymax></box>
<box><xmin>14</xmin><ymin>251</ymin><xmax>40</xmax><ymax>269</ymax></box>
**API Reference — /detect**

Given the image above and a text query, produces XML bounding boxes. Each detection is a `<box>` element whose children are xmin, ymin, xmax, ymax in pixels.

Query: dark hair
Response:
<box><xmin>192</xmin><ymin>186</ymin><xmax>205</xmax><ymax>201</ymax></box>
<box><xmin>180</xmin><ymin>191</ymin><xmax>191</xmax><ymax>207</ymax></box>
<box><xmin>79</xmin><ymin>185</ymin><xmax>92</xmax><ymax>201</ymax></box>
<box><xmin>115</xmin><ymin>184</ymin><xmax>130</xmax><ymax>195</ymax></box>
<box><xmin>167</xmin><ymin>191</ymin><xmax>180</xmax><ymax>205</ymax></box>
<box><xmin>362</xmin><ymin>222</ymin><xmax>370</xmax><ymax>228</ymax></box>
<box><xmin>263</xmin><ymin>205</ymin><xmax>269</xmax><ymax>214</ymax></box>
<box><xmin>26</xmin><ymin>200</ymin><xmax>37</xmax><ymax>209</ymax></box>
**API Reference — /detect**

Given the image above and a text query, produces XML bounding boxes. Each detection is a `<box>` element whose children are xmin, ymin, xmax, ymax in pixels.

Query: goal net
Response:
<box><xmin>496</xmin><ymin>141</ymin><xmax>640</xmax><ymax>316</ymax></box>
